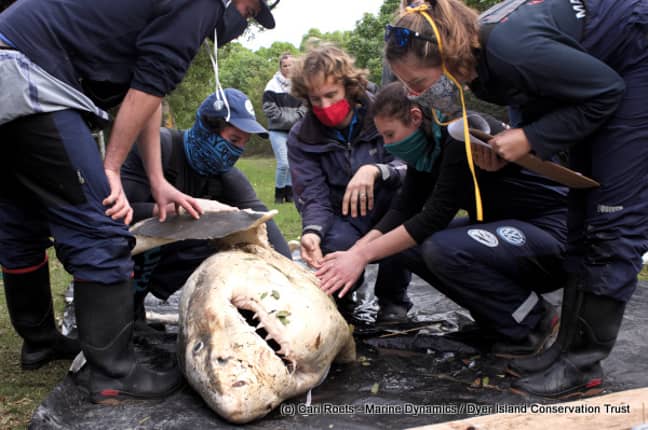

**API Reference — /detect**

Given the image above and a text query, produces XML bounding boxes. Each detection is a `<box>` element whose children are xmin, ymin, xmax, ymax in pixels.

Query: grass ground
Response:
<box><xmin>1</xmin><ymin>156</ymin><xmax>647</xmax><ymax>429</ymax></box>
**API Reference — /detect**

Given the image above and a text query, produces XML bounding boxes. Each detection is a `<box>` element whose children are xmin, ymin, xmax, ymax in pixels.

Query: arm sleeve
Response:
<box><xmin>374</xmin><ymin>158</ymin><xmax>407</xmax><ymax>187</ymax></box>
<box><xmin>488</xmin><ymin>38</ymin><xmax>625</xmax><ymax>159</ymax></box>
<box><xmin>131</xmin><ymin>1</ymin><xmax>221</xmax><ymax>96</ymax></box>
<box><xmin>287</xmin><ymin>131</ymin><xmax>335</xmax><ymax>239</ymax></box>
<box><xmin>402</xmin><ymin>141</ymin><xmax>469</xmax><ymax>243</ymax></box>
<box><xmin>262</xmin><ymin>90</ymin><xmax>304</xmax><ymax>130</ymax></box>
<box><xmin>374</xmin><ymin>168</ymin><xmax>430</xmax><ymax>233</ymax></box>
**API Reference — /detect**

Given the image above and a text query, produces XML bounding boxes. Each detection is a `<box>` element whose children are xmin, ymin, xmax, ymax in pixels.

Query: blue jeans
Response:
<box><xmin>269</xmin><ymin>131</ymin><xmax>291</xmax><ymax>188</ymax></box>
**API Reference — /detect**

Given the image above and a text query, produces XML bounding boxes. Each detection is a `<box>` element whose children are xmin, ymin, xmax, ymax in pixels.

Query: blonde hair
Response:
<box><xmin>290</xmin><ymin>44</ymin><xmax>369</xmax><ymax>106</ymax></box>
<box><xmin>385</xmin><ymin>0</ymin><xmax>480</xmax><ymax>80</ymax></box>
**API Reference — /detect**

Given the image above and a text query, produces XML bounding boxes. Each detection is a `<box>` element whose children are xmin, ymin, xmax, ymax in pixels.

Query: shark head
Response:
<box><xmin>178</xmin><ymin>244</ymin><xmax>355</xmax><ymax>424</ymax></box>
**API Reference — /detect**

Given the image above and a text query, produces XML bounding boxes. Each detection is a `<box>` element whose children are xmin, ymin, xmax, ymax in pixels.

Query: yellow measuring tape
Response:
<box><xmin>406</xmin><ymin>4</ymin><xmax>483</xmax><ymax>221</ymax></box>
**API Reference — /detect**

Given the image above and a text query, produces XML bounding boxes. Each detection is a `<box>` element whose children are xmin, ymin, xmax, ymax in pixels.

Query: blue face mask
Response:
<box><xmin>183</xmin><ymin>115</ymin><xmax>243</xmax><ymax>176</ymax></box>
<box><xmin>386</xmin><ymin>128</ymin><xmax>441</xmax><ymax>173</ymax></box>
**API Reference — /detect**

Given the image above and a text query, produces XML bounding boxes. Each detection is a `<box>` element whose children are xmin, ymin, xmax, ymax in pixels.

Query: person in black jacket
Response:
<box><xmin>262</xmin><ymin>52</ymin><xmax>307</xmax><ymax>204</ymax></box>
<box><xmin>381</xmin><ymin>0</ymin><xmax>648</xmax><ymax>398</ymax></box>
<box><xmin>122</xmin><ymin>88</ymin><xmax>291</xmax><ymax>327</ymax></box>
<box><xmin>0</xmin><ymin>0</ymin><xmax>276</xmax><ymax>403</ymax></box>
<box><xmin>318</xmin><ymin>82</ymin><xmax>567</xmax><ymax>359</ymax></box>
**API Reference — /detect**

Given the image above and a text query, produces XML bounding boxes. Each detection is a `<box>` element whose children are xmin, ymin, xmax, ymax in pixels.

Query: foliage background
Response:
<box><xmin>167</xmin><ymin>0</ymin><xmax>504</xmax><ymax>156</ymax></box>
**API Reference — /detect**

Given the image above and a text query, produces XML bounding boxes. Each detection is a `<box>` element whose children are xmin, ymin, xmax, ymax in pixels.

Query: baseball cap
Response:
<box><xmin>199</xmin><ymin>88</ymin><xmax>269</xmax><ymax>139</ymax></box>
<box><xmin>255</xmin><ymin>0</ymin><xmax>277</xmax><ymax>29</ymax></box>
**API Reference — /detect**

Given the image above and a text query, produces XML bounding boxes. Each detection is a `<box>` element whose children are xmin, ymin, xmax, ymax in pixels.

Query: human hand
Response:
<box><xmin>471</xmin><ymin>142</ymin><xmax>508</xmax><ymax>172</ymax></box>
<box><xmin>300</xmin><ymin>233</ymin><xmax>323</xmax><ymax>268</ymax></box>
<box><xmin>103</xmin><ymin>168</ymin><xmax>133</xmax><ymax>225</ymax></box>
<box><xmin>150</xmin><ymin>179</ymin><xmax>202</xmax><ymax>222</ymax></box>
<box><xmin>489</xmin><ymin>128</ymin><xmax>531</xmax><ymax>162</ymax></box>
<box><xmin>342</xmin><ymin>165</ymin><xmax>380</xmax><ymax>218</ymax></box>
<box><xmin>316</xmin><ymin>249</ymin><xmax>367</xmax><ymax>299</ymax></box>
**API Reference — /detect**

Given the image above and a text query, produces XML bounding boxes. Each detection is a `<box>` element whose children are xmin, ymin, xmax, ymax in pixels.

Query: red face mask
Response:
<box><xmin>312</xmin><ymin>98</ymin><xmax>351</xmax><ymax>127</ymax></box>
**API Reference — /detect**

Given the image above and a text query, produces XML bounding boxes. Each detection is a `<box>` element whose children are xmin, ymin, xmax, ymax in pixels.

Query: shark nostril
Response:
<box><xmin>193</xmin><ymin>341</ymin><xmax>204</xmax><ymax>354</ymax></box>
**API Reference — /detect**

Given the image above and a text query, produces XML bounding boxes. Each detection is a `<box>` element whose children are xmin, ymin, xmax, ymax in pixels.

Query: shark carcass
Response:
<box><xmin>131</xmin><ymin>202</ymin><xmax>356</xmax><ymax>423</ymax></box>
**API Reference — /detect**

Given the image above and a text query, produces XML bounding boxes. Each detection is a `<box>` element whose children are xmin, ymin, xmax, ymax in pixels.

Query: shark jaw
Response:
<box><xmin>179</xmin><ymin>244</ymin><xmax>356</xmax><ymax>424</ymax></box>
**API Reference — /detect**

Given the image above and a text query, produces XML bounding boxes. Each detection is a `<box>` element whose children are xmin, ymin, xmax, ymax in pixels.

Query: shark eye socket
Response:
<box><xmin>193</xmin><ymin>341</ymin><xmax>204</xmax><ymax>354</ymax></box>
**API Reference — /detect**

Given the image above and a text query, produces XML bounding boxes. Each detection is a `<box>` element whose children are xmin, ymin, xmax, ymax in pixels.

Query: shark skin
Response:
<box><xmin>178</xmin><ymin>239</ymin><xmax>356</xmax><ymax>423</ymax></box>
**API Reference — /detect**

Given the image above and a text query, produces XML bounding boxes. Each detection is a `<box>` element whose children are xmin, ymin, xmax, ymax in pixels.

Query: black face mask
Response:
<box><xmin>216</xmin><ymin>5</ymin><xmax>248</xmax><ymax>47</ymax></box>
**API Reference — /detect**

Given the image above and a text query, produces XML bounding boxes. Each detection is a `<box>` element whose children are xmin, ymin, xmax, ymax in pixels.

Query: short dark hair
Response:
<box><xmin>371</xmin><ymin>81</ymin><xmax>415</xmax><ymax>126</ymax></box>
<box><xmin>371</xmin><ymin>81</ymin><xmax>436</xmax><ymax>138</ymax></box>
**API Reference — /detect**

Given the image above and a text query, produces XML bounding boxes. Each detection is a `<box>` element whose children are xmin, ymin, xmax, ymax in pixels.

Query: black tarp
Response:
<box><xmin>31</xmin><ymin>257</ymin><xmax>648</xmax><ymax>429</ymax></box>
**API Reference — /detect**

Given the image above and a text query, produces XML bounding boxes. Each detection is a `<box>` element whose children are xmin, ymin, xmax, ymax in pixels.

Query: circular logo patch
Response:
<box><xmin>496</xmin><ymin>226</ymin><xmax>526</xmax><ymax>246</ymax></box>
<box><xmin>467</xmin><ymin>229</ymin><xmax>499</xmax><ymax>248</ymax></box>
<box><xmin>244</xmin><ymin>99</ymin><xmax>256</xmax><ymax>117</ymax></box>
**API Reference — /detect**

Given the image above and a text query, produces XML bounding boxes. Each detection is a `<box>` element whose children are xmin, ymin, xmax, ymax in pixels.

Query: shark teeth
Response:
<box><xmin>235</xmin><ymin>303</ymin><xmax>294</xmax><ymax>371</ymax></box>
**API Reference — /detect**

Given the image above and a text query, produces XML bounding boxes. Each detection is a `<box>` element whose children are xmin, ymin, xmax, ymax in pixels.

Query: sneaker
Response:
<box><xmin>491</xmin><ymin>300</ymin><xmax>560</xmax><ymax>359</ymax></box>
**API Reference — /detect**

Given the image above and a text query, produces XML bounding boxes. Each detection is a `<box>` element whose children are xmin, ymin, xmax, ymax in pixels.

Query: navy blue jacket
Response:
<box><xmin>470</xmin><ymin>0</ymin><xmax>627</xmax><ymax>160</ymax></box>
<box><xmin>287</xmin><ymin>95</ymin><xmax>405</xmax><ymax>238</ymax></box>
<box><xmin>0</xmin><ymin>0</ymin><xmax>224</xmax><ymax>98</ymax></box>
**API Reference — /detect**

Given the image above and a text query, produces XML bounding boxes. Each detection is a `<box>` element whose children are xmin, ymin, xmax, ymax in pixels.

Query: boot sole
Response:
<box><xmin>91</xmin><ymin>380</ymin><xmax>186</xmax><ymax>405</ymax></box>
<box><xmin>510</xmin><ymin>385</ymin><xmax>604</xmax><ymax>400</ymax></box>
<box><xmin>21</xmin><ymin>351</ymin><xmax>79</xmax><ymax>370</ymax></box>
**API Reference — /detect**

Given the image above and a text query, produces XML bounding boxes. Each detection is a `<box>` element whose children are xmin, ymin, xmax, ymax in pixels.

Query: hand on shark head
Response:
<box><xmin>317</xmin><ymin>249</ymin><xmax>367</xmax><ymax>298</ymax></box>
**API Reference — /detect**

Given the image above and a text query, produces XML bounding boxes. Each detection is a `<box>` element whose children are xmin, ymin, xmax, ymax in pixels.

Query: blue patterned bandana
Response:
<box><xmin>183</xmin><ymin>115</ymin><xmax>243</xmax><ymax>176</ymax></box>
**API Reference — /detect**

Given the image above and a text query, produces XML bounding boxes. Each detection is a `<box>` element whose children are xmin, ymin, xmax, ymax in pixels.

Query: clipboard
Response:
<box><xmin>468</xmin><ymin>128</ymin><xmax>599</xmax><ymax>189</ymax></box>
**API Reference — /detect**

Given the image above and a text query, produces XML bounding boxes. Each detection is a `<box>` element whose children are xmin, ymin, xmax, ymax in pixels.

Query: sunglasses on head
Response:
<box><xmin>384</xmin><ymin>24</ymin><xmax>436</xmax><ymax>47</ymax></box>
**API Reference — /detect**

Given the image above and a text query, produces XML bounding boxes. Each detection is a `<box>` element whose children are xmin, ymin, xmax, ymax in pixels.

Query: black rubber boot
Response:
<box><xmin>74</xmin><ymin>280</ymin><xmax>183</xmax><ymax>404</ymax></box>
<box><xmin>274</xmin><ymin>187</ymin><xmax>285</xmax><ymax>204</ymax></box>
<box><xmin>511</xmin><ymin>293</ymin><xmax>625</xmax><ymax>399</ymax></box>
<box><xmin>507</xmin><ymin>282</ymin><xmax>582</xmax><ymax>377</ymax></box>
<box><xmin>133</xmin><ymin>288</ymin><xmax>165</xmax><ymax>334</ymax></box>
<box><xmin>3</xmin><ymin>261</ymin><xmax>80</xmax><ymax>369</ymax></box>
<box><xmin>284</xmin><ymin>186</ymin><xmax>294</xmax><ymax>203</ymax></box>
<box><xmin>491</xmin><ymin>299</ymin><xmax>560</xmax><ymax>359</ymax></box>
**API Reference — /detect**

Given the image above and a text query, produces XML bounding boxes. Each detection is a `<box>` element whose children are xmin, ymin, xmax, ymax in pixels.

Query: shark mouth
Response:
<box><xmin>233</xmin><ymin>297</ymin><xmax>297</xmax><ymax>374</ymax></box>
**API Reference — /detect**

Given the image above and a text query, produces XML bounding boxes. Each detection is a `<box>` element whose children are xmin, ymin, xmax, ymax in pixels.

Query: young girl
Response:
<box><xmin>382</xmin><ymin>0</ymin><xmax>648</xmax><ymax>398</ymax></box>
<box><xmin>318</xmin><ymin>81</ymin><xmax>568</xmax><ymax>360</ymax></box>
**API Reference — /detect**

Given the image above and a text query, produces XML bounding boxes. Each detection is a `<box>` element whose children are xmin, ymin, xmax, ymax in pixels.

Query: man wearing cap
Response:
<box><xmin>122</xmin><ymin>89</ymin><xmax>292</xmax><ymax>327</ymax></box>
<box><xmin>0</xmin><ymin>0</ymin><xmax>277</xmax><ymax>404</ymax></box>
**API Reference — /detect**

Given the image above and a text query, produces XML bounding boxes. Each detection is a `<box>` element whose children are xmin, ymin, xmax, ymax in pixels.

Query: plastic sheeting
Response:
<box><xmin>32</xmin><ymin>259</ymin><xmax>648</xmax><ymax>429</ymax></box>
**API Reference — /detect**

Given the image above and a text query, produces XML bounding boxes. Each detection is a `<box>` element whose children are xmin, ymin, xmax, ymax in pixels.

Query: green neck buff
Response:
<box><xmin>386</xmin><ymin>124</ymin><xmax>442</xmax><ymax>172</ymax></box>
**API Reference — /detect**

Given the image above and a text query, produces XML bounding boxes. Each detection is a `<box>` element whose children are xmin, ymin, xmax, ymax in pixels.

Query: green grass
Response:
<box><xmin>236</xmin><ymin>156</ymin><xmax>302</xmax><ymax>242</ymax></box>
<box><xmin>0</xmin><ymin>249</ymin><xmax>71</xmax><ymax>430</ymax></box>
<box><xmin>1</xmin><ymin>156</ymin><xmax>647</xmax><ymax>428</ymax></box>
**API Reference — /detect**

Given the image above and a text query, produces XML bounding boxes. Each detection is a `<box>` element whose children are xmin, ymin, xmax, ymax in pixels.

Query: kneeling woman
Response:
<box><xmin>318</xmin><ymin>82</ymin><xmax>568</xmax><ymax>357</ymax></box>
